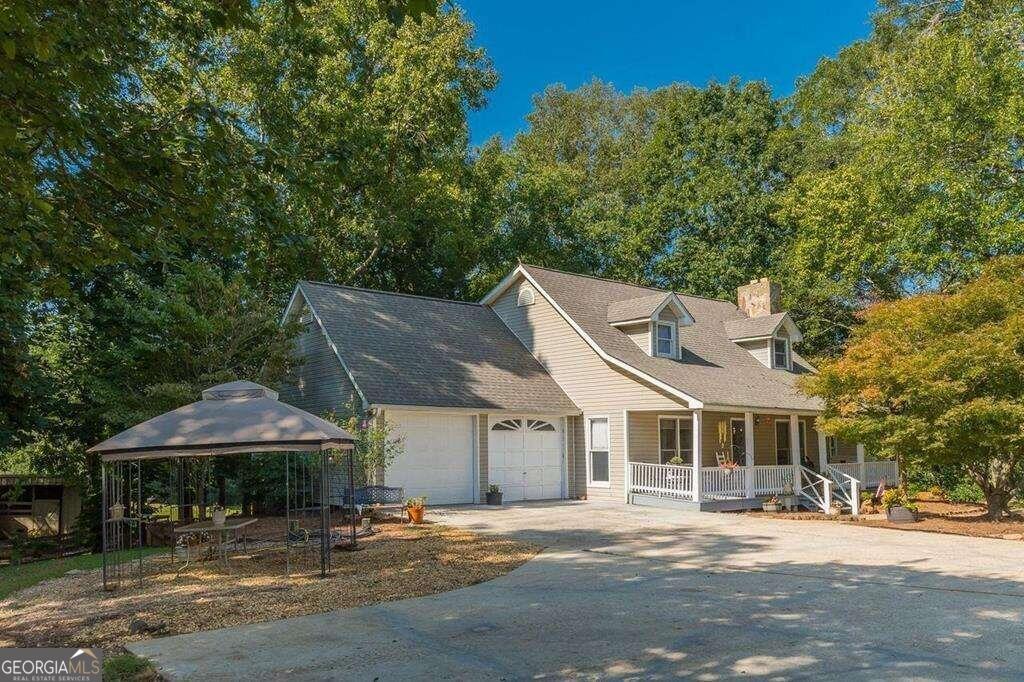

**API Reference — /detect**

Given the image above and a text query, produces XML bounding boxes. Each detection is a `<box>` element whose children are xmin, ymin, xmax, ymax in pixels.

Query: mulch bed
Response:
<box><xmin>0</xmin><ymin>520</ymin><xmax>540</xmax><ymax>652</ymax></box>
<box><xmin>747</xmin><ymin>493</ymin><xmax>1024</xmax><ymax>541</ymax></box>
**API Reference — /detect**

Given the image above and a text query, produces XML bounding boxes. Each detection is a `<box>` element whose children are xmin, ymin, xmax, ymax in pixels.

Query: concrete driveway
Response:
<box><xmin>130</xmin><ymin>501</ymin><xmax>1024</xmax><ymax>680</ymax></box>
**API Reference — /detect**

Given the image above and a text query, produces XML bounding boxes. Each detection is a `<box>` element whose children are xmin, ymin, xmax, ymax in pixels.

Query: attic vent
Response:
<box><xmin>517</xmin><ymin>287</ymin><xmax>535</xmax><ymax>307</ymax></box>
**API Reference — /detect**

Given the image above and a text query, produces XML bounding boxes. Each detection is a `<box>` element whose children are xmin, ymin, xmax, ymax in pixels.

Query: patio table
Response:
<box><xmin>173</xmin><ymin>517</ymin><xmax>258</xmax><ymax>571</ymax></box>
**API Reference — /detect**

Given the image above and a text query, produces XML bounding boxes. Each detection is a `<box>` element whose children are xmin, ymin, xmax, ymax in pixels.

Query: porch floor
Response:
<box><xmin>629</xmin><ymin>493</ymin><xmax>767</xmax><ymax>513</ymax></box>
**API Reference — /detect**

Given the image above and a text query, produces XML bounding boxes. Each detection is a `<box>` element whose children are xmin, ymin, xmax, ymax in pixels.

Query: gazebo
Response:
<box><xmin>88</xmin><ymin>380</ymin><xmax>356</xmax><ymax>589</ymax></box>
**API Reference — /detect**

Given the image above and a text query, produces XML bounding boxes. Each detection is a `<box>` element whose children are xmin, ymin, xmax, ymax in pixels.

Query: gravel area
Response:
<box><xmin>0</xmin><ymin>520</ymin><xmax>539</xmax><ymax>651</ymax></box>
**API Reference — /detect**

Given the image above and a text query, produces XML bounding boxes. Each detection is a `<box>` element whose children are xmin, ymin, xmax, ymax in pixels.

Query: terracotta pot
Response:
<box><xmin>408</xmin><ymin>506</ymin><xmax>425</xmax><ymax>524</ymax></box>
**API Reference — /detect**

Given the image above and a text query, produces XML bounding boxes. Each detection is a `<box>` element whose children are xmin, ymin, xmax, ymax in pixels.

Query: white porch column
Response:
<box><xmin>744</xmin><ymin>412</ymin><xmax>755</xmax><ymax>498</ymax></box>
<box><xmin>817</xmin><ymin>428</ymin><xmax>828</xmax><ymax>473</ymax></box>
<box><xmin>856</xmin><ymin>443</ymin><xmax>866</xmax><ymax>483</ymax></box>
<box><xmin>623</xmin><ymin>410</ymin><xmax>630</xmax><ymax>503</ymax></box>
<box><xmin>789</xmin><ymin>414</ymin><xmax>802</xmax><ymax>488</ymax></box>
<box><xmin>691</xmin><ymin>410</ymin><xmax>702</xmax><ymax>502</ymax></box>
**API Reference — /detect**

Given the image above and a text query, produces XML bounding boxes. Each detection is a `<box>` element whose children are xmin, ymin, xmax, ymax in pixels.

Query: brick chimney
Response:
<box><xmin>737</xmin><ymin>277</ymin><xmax>781</xmax><ymax>318</ymax></box>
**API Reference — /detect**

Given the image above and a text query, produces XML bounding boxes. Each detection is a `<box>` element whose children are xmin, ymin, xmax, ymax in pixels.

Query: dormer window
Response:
<box><xmin>656</xmin><ymin>322</ymin><xmax>676</xmax><ymax>358</ymax></box>
<box><xmin>773</xmin><ymin>337</ymin><xmax>790</xmax><ymax>369</ymax></box>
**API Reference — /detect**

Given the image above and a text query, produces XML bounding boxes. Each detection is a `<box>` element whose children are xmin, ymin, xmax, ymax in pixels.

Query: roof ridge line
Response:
<box><xmin>301</xmin><ymin>280</ymin><xmax>481</xmax><ymax>307</ymax></box>
<box><xmin>519</xmin><ymin>264</ymin><xmax>736</xmax><ymax>305</ymax></box>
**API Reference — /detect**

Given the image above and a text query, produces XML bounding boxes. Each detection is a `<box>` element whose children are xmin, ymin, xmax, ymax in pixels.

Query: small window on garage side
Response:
<box><xmin>491</xmin><ymin>419</ymin><xmax>522</xmax><ymax>431</ymax></box>
<box><xmin>517</xmin><ymin>287</ymin><xmax>535</xmax><ymax>307</ymax></box>
<box><xmin>527</xmin><ymin>419</ymin><xmax>555</xmax><ymax>432</ymax></box>
<box><xmin>587</xmin><ymin>417</ymin><xmax>610</xmax><ymax>486</ymax></box>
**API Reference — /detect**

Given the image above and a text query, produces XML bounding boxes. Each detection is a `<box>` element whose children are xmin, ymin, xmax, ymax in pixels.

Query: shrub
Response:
<box><xmin>881</xmin><ymin>488</ymin><xmax>918</xmax><ymax>513</ymax></box>
<box><xmin>947</xmin><ymin>480</ymin><xmax>985</xmax><ymax>504</ymax></box>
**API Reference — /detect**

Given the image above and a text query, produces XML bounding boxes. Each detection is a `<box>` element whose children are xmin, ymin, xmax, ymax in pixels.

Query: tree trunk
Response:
<box><xmin>970</xmin><ymin>457</ymin><xmax>1019</xmax><ymax>522</ymax></box>
<box><xmin>984</xmin><ymin>489</ymin><xmax>1010</xmax><ymax>521</ymax></box>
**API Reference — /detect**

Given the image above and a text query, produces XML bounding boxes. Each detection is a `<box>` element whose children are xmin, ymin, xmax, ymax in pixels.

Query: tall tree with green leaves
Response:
<box><xmin>804</xmin><ymin>256</ymin><xmax>1024</xmax><ymax>520</ymax></box>
<box><xmin>780</xmin><ymin>0</ymin><xmax>1024</xmax><ymax>355</ymax></box>
<box><xmin>469</xmin><ymin>79</ymin><xmax>788</xmax><ymax>298</ymax></box>
<box><xmin>0</xmin><ymin>0</ymin><xmax>257</xmax><ymax>449</ymax></box>
<box><xmin>214</xmin><ymin>0</ymin><xmax>496</xmax><ymax>300</ymax></box>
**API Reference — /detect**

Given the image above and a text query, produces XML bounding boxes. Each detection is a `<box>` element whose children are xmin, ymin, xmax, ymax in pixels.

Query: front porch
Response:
<box><xmin>623</xmin><ymin>409</ymin><xmax>899</xmax><ymax>513</ymax></box>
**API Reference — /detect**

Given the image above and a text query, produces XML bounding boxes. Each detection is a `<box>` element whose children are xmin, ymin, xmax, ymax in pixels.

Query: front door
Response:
<box><xmin>729</xmin><ymin>419</ymin><xmax>746</xmax><ymax>464</ymax></box>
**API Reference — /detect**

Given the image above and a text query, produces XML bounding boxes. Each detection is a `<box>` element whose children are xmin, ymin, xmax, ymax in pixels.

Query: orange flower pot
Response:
<box><xmin>407</xmin><ymin>506</ymin><xmax>425</xmax><ymax>524</ymax></box>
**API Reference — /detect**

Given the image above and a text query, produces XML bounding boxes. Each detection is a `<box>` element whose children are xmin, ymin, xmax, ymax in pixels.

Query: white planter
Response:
<box><xmin>212</xmin><ymin>509</ymin><xmax>226</xmax><ymax>526</ymax></box>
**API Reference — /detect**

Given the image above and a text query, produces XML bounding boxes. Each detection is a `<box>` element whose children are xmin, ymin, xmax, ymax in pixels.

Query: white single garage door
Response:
<box><xmin>386</xmin><ymin>411</ymin><xmax>475</xmax><ymax>505</ymax></box>
<box><xmin>488</xmin><ymin>416</ymin><xmax>564</xmax><ymax>502</ymax></box>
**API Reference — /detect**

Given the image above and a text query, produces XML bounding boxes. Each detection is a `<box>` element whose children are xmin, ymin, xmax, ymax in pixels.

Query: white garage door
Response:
<box><xmin>488</xmin><ymin>417</ymin><xmax>564</xmax><ymax>502</ymax></box>
<box><xmin>385</xmin><ymin>411</ymin><xmax>475</xmax><ymax>505</ymax></box>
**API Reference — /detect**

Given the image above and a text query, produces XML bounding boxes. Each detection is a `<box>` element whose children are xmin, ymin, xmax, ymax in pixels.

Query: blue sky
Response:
<box><xmin>461</xmin><ymin>1</ymin><xmax>877</xmax><ymax>147</ymax></box>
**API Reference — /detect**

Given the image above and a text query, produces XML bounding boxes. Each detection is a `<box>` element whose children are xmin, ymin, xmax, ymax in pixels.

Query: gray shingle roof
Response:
<box><xmin>606</xmin><ymin>292</ymin><xmax>672</xmax><ymax>324</ymax></box>
<box><xmin>521</xmin><ymin>265</ymin><xmax>821</xmax><ymax>411</ymax></box>
<box><xmin>298</xmin><ymin>282</ymin><xmax>578</xmax><ymax>413</ymax></box>
<box><xmin>723</xmin><ymin>313</ymin><xmax>788</xmax><ymax>340</ymax></box>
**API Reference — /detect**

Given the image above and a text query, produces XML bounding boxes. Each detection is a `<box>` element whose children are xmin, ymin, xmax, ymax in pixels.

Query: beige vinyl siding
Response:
<box><xmin>492</xmin><ymin>278</ymin><xmax>686</xmax><ymax>500</ymax></box>
<box><xmin>737</xmin><ymin>339</ymin><xmax>771</xmax><ymax>368</ymax></box>
<box><xmin>658</xmin><ymin>307</ymin><xmax>678</xmax><ymax>322</ymax></box>
<box><xmin>478</xmin><ymin>413</ymin><xmax>488</xmax><ymax>498</ymax></box>
<box><xmin>627</xmin><ymin>411</ymin><xmax>691</xmax><ymax>465</ymax></box>
<box><xmin>622</xmin><ymin>322</ymin><xmax>651</xmax><ymax>354</ymax></box>
<box><xmin>279</xmin><ymin>299</ymin><xmax>361</xmax><ymax>416</ymax></box>
<box><xmin>566</xmin><ymin>415</ymin><xmax>579</xmax><ymax>498</ymax></box>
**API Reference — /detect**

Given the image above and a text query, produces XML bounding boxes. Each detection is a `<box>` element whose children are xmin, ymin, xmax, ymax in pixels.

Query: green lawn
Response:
<box><xmin>0</xmin><ymin>548</ymin><xmax>162</xmax><ymax>600</ymax></box>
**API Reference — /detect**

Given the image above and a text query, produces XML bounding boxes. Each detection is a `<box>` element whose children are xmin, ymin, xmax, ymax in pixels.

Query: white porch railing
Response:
<box><xmin>629</xmin><ymin>463</ymin><xmax>800</xmax><ymax>502</ymax></box>
<box><xmin>829</xmin><ymin>461</ymin><xmax>899</xmax><ymax>487</ymax></box>
<box><xmin>754</xmin><ymin>465</ymin><xmax>793</xmax><ymax>496</ymax></box>
<box><xmin>701</xmin><ymin>467</ymin><xmax>746</xmax><ymax>499</ymax></box>
<box><xmin>629</xmin><ymin>462</ymin><xmax>694</xmax><ymax>501</ymax></box>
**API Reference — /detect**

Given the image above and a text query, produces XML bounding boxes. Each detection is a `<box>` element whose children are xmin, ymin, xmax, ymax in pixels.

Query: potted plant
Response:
<box><xmin>211</xmin><ymin>504</ymin><xmax>226</xmax><ymax>526</ymax></box>
<box><xmin>406</xmin><ymin>497</ymin><xmax>427</xmax><ymax>524</ymax></box>
<box><xmin>762</xmin><ymin>496</ymin><xmax>781</xmax><ymax>513</ymax></box>
<box><xmin>109</xmin><ymin>502</ymin><xmax>125</xmax><ymax>521</ymax></box>
<box><xmin>486</xmin><ymin>484</ymin><xmax>502</xmax><ymax>506</ymax></box>
<box><xmin>881</xmin><ymin>488</ymin><xmax>918</xmax><ymax>523</ymax></box>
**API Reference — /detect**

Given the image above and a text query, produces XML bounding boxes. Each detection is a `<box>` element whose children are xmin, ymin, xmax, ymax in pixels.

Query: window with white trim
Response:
<box><xmin>659</xmin><ymin>417</ymin><xmax>693</xmax><ymax>465</ymax></box>
<box><xmin>587</xmin><ymin>417</ymin><xmax>610</xmax><ymax>486</ymax></box>
<box><xmin>826</xmin><ymin>435</ymin><xmax>838</xmax><ymax>461</ymax></box>
<box><xmin>773</xmin><ymin>337</ymin><xmax>790</xmax><ymax>369</ymax></box>
<box><xmin>656</xmin><ymin>322</ymin><xmax>676</xmax><ymax>358</ymax></box>
<box><xmin>775</xmin><ymin>420</ymin><xmax>807</xmax><ymax>465</ymax></box>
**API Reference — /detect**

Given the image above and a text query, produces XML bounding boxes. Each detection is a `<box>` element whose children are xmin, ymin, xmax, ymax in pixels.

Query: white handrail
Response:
<box><xmin>829</xmin><ymin>461</ymin><xmax>899</xmax><ymax>487</ymax></box>
<box><xmin>796</xmin><ymin>466</ymin><xmax>832</xmax><ymax>513</ymax></box>
<box><xmin>824</xmin><ymin>465</ymin><xmax>860</xmax><ymax>517</ymax></box>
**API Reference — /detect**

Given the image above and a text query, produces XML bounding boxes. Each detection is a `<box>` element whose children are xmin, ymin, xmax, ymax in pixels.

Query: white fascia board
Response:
<box><xmin>609</xmin><ymin>317</ymin><xmax>655</xmax><ymax>327</ymax></box>
<box><xmin>702</xmin><ymin>404</ymin><xmax>821</xmax><ymax>416</ymax></box>
<box><xmin>479</xmin><ymin>266</ymin><xmax>527</xmax><ymax>306</ymax></box>
<box><xmin>369</xmin><ymin>403</ymin><xmax>581</xmax><ymax>416</ymax></box>
<box><xmin>293</xmin><ymin>284</ymin><xmax>370</xmax><ymax>411</ymax></box>
<box><xmin>730</xmin><ymin>333</ymin><xmax>774</xmax><ymax>343</ymax></box>
<box><xmin>653</xmin><ymin>293</ymin><xmax>694</xmax><ymax>325</ymax></box>
<box><xmin>512</xmin><ymin>268</ymin><xmax>703</xmax><ymax>409</ymax></box>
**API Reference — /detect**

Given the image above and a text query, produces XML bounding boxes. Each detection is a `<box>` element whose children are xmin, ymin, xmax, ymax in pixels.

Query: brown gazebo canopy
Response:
<box><xmin>89</xmin><ymin>381</ymin><xmax>356</xmax><ymax>587</ymax></box>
